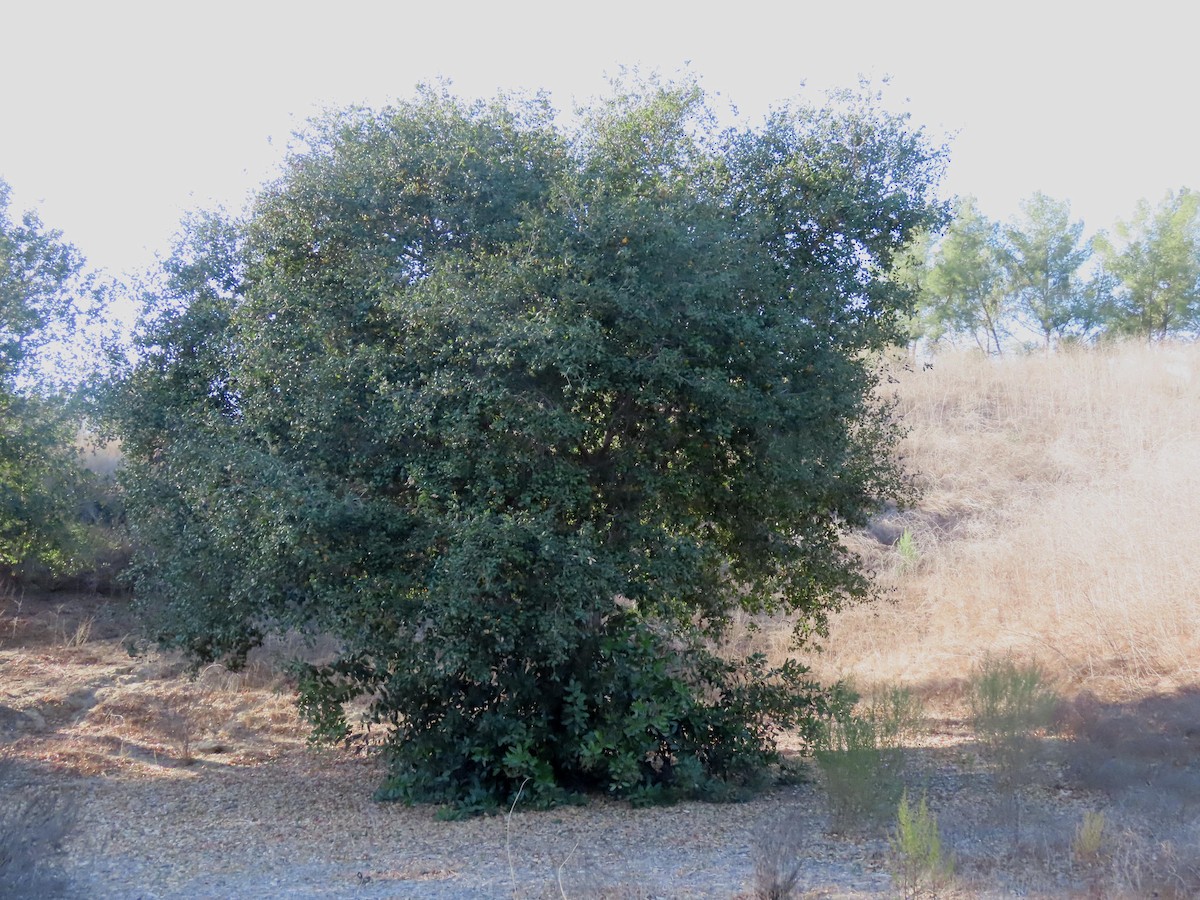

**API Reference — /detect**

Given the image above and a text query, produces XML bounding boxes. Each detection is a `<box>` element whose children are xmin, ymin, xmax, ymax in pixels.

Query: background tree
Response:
<box><xmin>113</xmin><ymin>80</ymin><xmax>946</xmax><ymax>812</ymax></box>
<box><xmin>1093</xmin><ymin>189</ymin><xmax>1200</xmax><ymax>341</ymax></box>
<box><xmin>999</xmin><ymin>192</ymin><xmax>1092</xmax><ymax>349</ymax></box>
<box><xmin>885</xmin><ymin>228</ymin><xmax>934</xmax><ymax>353</ymax></box>
<box><xmin>0</xmin><ymin>180</ymin><xmax>100</xmax><ymax>581</ymax></box>
<box><xmin>920</xmin><ymin>197</ymin><xmax>1008</xmax><ymax>354</ymax></box>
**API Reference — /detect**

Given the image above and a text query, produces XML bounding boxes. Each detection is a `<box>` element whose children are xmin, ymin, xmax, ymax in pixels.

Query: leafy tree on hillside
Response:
<box><xmin>920</xmin><ymin>198</ymin><xmax>1009</xmax><ymax>354</ymax></box>
<box><xmin>0</xmin><ymin>180</ymin><xmax>99</xmax><ymax>580</ymax></box>
<box><xmin>999</xmin><ymin>193</ymin><xmax>1092</xmax><ymax>349</ymax></box>
<box><xmin>112</xmin><ymin>80</ymin><xmax>946</xmax><ymax>811</ymax></box>
<box><xmin>1093</xmin><ymin>189</ymin><xmax>1200</xmax><ymax>341</ymax></box>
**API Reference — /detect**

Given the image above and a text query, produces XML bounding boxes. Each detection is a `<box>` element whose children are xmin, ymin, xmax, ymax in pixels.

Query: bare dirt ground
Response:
<box><xmin>3</xmin><ymin>591</ymin><xmax>1199</xmax><ymax>899</ymax></box>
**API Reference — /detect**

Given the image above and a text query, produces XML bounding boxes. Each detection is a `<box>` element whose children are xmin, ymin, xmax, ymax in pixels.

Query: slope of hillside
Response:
<box><xmin>816</xmin><ymin>342</ymin><xmax>1200</xmax><ymax>700</ymax></box>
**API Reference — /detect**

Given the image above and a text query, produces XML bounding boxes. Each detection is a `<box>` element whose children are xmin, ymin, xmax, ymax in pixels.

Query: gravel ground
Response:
<box><xmin>0</xmin><ymin>594</ymin><xmax>897</xmax><ymax>899</ymax></box>
<box><xmin>6</xmin><ymin>701</ymin><xmax>1111</xmax><ymax>899</ymax></box>
<box><xmin>44</xmin><ymin>752</ymin><xmax>897</xmax><ymax>899</ymax></box>
<box><xmin>0</xmin><ymin>594</ymin><xmax>1123</xmax><ymax>898</ymax></box>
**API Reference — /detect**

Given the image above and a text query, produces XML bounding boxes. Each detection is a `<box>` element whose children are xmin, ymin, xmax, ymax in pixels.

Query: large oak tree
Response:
<box><xmin>113</xmin><ymin>80</ymin><xmax>946</xmax><ymax>811</ymax></box>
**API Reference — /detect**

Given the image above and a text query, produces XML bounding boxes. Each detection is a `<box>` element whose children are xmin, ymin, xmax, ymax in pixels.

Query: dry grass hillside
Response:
<box><xmin>806</xmin><ymin>341</ymin><xmax>1200</xmax><ymax>702</ymax></box>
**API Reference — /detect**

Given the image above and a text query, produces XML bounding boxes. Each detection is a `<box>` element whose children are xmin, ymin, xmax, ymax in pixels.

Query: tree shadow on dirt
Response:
<box><xmin>0</xmin><ymin>754</ymin><xmax>77</xmax><ymax>898</ymax></box>
<box><xmin>886</xmin><ymin>688</ymin><xmax>1200</xmax><ymax>898</ymax></box>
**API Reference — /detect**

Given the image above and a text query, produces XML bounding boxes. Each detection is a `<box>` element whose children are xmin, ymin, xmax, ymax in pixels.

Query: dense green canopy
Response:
<box><xmin>114</xmin><ymin>80</ymin><xmax>946</xmax><ymax>811</ymax></box>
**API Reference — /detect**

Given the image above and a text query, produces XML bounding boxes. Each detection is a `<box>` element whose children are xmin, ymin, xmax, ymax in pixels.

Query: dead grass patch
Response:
<box><xmin>786</xmin><ymin>343</ymin><xmax>1200</xmax><ymax>701</ymax></box>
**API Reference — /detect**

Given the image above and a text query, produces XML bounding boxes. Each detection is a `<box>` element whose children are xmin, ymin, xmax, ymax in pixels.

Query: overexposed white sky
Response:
<box><xmin>3</xmin><ymin>0</ymin><xmax>1197</xmax><ymax>280</ymax></box>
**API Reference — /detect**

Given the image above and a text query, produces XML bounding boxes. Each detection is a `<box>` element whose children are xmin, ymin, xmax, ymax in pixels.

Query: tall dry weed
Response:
<box><xmin>807</xmin><ymin>343</ymin><xmax>1200</xmax><ymax>699</ymax></box>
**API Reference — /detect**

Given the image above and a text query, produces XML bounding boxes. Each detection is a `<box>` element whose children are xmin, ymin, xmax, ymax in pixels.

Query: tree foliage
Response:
<box><xmin>1000</xmin><ymin>193</ymin><xmax>1092</xmax><ymax>349</ymax></box>
<box><xmin>920</xmin><ymin>197</ymin><xmax>1008</xmax><ymax>354</ymax></box>
<box><xmin>915</xmin><ymin>189</ymin><xmax>1200</xmax><ymax>351</ymax></box>
<box><xmin>0</xmin><ymin>181</ymin><xmax>97</xmax><ymax>580</ymax></box>
<box><xmin>113</xmin><ymin>80</ymin><xmax>946</xmax><ymax>811</ymax></box>
<box><xmin>1093</xmin><ymin>189</ymin><xmax>1200</xmax><ymax>341</ymax></box>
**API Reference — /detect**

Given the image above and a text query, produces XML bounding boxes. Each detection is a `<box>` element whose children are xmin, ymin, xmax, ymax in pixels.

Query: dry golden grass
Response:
<box><xmin>0</xmin><ymin>591</ymin><xmax>308</xmax><ymax>777</ymax></box>
<box><xmin>804</xmin><ymin>342</ymin><xmax>1200</xmax><ymax>702</ymax></box>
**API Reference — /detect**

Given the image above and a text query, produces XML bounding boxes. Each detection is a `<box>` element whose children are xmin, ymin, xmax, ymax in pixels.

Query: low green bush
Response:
<box><xmin>968</xmin><ymin>655</ymin><xmax>1059</xmax><ymax>845</ymax></box>
<box><xmin>813</xmin><ymin>683</ymin><xmax>923</xmax><ymax>833</ymax></box>
<box><xmin>889</xmin><ymin>790</ymin><xmax>954</xmax><ymax>898</ymax></box>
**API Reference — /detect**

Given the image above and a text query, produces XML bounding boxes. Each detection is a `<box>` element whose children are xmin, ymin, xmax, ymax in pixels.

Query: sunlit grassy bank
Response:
<box><xmin>805</xmin><ymin>342</ymin><xmax>1200</xmax><ymax>700</ymax></box>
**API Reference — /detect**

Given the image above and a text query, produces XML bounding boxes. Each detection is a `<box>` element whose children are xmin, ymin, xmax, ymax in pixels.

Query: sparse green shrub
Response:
<box><xmin>895</xmin><ymin>528</ymin><xmax>920</xmax><ymax>574</ymax></box>
<box><xmin>1072</xmin><ymin>809</ymin><xmax>1107</xmax><ymax>865</ymax></box>
<box><xmin>968</xmin><ymin>655</ymin><xmax>1058</xmax><ymax>774</ymax></box>
<box><xmin>968</xmin><ymin>655</ymin><xmax>1058</xmax><ymax>844</ymax></box>
<box><xmin>814</xmin><ymin>683</ymin><xmax>923</xmax><ymax>833</ymax></box>
<box><xmin>889</xmin><ymin>790</ymin><xmax>954</xmax><ymax>898</ymax></box>
<box><xmin>868</xmin><ymin>683</ymin><xmax>925</xmax><ymax>747</ymax></box>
